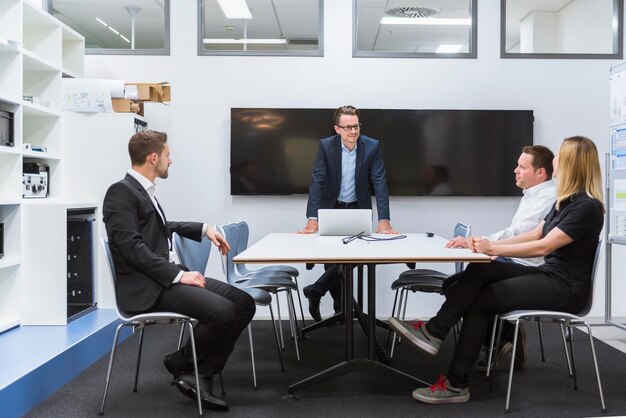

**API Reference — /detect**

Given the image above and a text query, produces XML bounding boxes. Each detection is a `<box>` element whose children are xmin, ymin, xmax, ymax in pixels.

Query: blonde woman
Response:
<box><xmin>389</xmin><ymin>136</ymin><xmax>604</xmax><ymax>404</ymax></box>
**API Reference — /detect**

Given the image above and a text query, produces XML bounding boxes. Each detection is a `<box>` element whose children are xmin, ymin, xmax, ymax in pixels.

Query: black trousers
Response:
<box><xmin>148</xmin><ymin>277</ymin><xmax>256</xmax><ymax>376</ymax></box>
<box><xmin>427</xmin><ymin>261</ymin><xmax>586</xmax><ymax>389</ymax></box>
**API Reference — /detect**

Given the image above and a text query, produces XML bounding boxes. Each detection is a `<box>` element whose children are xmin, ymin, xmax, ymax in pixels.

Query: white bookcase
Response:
<box><xmin>0</xmin><ymin>0</ymin><xmax>88</xmax><ymax>331</ymax></box>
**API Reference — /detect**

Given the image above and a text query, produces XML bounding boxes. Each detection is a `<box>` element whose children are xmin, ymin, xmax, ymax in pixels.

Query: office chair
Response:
<box><xmin>234</xmin><ymin>221</ymin><xmax>306</xmax><ymax>329</ymax></box>
<box><xmin>389</xmin><ymin>223</ymin><xmax>470</xmax><ymax>357</ymax></box>
<box><xmin>173</xmin><ymin>233</ymin><xmax>283</xmax><ymax>390</ymax></box>
<box><xmin>99</xmin><ymin>240</ymin><xmax>203</xmax><ymax>416</ymax></box>
<box><xmin>486</xmin><ymin>241</ymin><xmax>605</xmax><ymax>413</ymax></box>
<box><xmin>219</xmin><ymin>223</ymin><xmax>301</xmax><ymax>361</ymax></box>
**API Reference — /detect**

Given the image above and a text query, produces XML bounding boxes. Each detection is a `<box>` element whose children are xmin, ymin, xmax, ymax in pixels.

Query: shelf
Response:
<box><xmin>22</xmin><ymin>101</ymin><xmax>60</xmax><ymax>117</ymax></box>
<box><xmin>22</xmin><ymin>48</ymin><xmax>61</xmax><ymax>72</ymax></box>
<box><xmin>0</xmin><ymin>257</ymin><xmax>20</xmax><ymax>269</ymax></box>
<box><xmin>0</xmin><ymin>199</ymin><xmax>20</xmax><ymax>205</ymax></box>
<box><xmin>22</xmin><ymin>197</ymin><xmax>62</xmax><ymax>205</ymax></box>
<box><xmin>0</xmin><ymin>92</ymin><xmax>21</xmax><ymax>105</ymax></box>
<box><xmin>23</xmin><ymin>0</ymin><xmax>59</xmax><ymax>28</ymax></box>
<box><xmin>22</xmin><ymin>149</ymin><xmax>61</xmax><ymax>160</ymax></box>
<box><xmin>0</xmin><ymin>317</ymin><xmax>20</xmax><ymax>334</ymax></box>
<box><xmin>0</xmin><ymin>37</ymin><xmax>20</xmax><ymax>54</ymax></box>
<box><xmin>0</xmin><ymin>146</ymin><xmax>20</xmax><ymax>156</ymax></box>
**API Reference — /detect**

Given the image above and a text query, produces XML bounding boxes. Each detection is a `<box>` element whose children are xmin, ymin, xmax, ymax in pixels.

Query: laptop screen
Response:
<box><xmin>318</xmin><ymin>209</ymin><xmax>373</xmax><ymax>236</ymax></box>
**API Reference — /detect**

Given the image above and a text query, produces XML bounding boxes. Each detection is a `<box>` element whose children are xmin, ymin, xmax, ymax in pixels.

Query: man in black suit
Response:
<box><xmin>297</xmin><ymin>105</ymin><xmax>397</xmax><ymax>321</ymax></box>
<box><xmin>103</xmin><ymin>130</ymin><xmax>255</xmax><ymax>411</ymax></box>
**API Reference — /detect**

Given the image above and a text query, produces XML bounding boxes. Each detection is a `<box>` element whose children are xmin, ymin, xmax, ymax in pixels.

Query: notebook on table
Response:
<box><xmin>317</xmin><ymin>209</ymin><xmax>373</xmax><ymax>236</ymax></box>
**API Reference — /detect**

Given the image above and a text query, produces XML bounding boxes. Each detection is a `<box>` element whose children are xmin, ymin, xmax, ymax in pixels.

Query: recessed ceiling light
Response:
<box><xmin>120</xmin><ymin>35</ymin><xmax>130</xmax><ymax>43</ymax></box>
<box><xmin>96</xmin><ymin>17</ymin><xmax>108</xmax><ymax>26</ymax></box>
<box><xmin>108</xmin><ymin>26</ymin><xmax>120</xmax><ymax>35</ymax></box>
<box><xmin>216</xmin><ymin>0</ymin><xmax>252</xmax><ymax>20</ymax></box>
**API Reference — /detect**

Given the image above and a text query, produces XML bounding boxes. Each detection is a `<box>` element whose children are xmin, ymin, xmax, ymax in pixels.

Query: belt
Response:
<box><xmin>335</xmin><ymin>200</ymin><xmax>359</xmax><ymax>208</ymax></box>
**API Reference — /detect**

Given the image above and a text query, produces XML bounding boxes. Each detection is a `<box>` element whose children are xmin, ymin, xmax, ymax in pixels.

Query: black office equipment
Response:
<box><xmin>0</xmin><ymin>110</ymin><xmax>14</xmax><ymax>147</ymax></box>
<box><xmin>22</xmin><ymin>161</ymin><xmax>49</xmax><ymax>198</ymax></box>
<box><xmin>230</xmin><ymin>108</ymin><xmax>533</xmax><ymax>197</ymax></box>
<box><xmin>67</xmin><ymin>209</ymin><xmax>96</xmax><ymax>321</ymax></box>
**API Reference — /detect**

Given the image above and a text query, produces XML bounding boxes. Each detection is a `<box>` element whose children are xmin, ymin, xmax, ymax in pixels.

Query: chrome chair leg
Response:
<box><xmin>293</xmin><ymin>276</ymin><xmax>306</xmax><ymax>329</ymax></box>
<box><xmin>247</xmin><ymin>324</ymin><xmax>257</xmax><ymax>390</ymax></box>
<box><xmin>186</xmin><ymin>320</ymin><xmax>203</xmax><ymax>417</ymax></box>
<box><xmin>99</xmin><ymin>322</ymin><xmax>125</xmax><ymax>416</ymax></box>
<box><xmin>584</xmin><ymin>322</ymin><xmax>607</xmax><ymax>412</ymax></box>
<box><xmin>275</xmin><ymin>293</ymin><xmax>285</xmax><ymax>351</ymax></box>
<box><xmin>504</xmin><ymin>319</ymin><xmax>521</xmax><ymax>413</ymax></box>
<box><xmin>560</xmin><ymin>323</ymin><xmax>573</xmax><ymax>377</ymax></box>
<box><xmin>177</xmin><ymin>322</ymin><xmax>186</xmax><ymax>350</ymax></box>
<box><xmin>287</xmin><ymin>291</ymin><xmax>301</xmax><ymax>362</ymax></box>
<box><xmin>269</xmin><ymin>304</ymin><xmax>285</xmax><ymax>371</ymax></box>
<box><xmin>568</xmin><ymin>324</ymin><xmax>579</xmax><ymax>390</ymax></box>
<box><xmin>390</xmin><ymin>288</ymin><xmax>406</xmax><ymax>359</ymax></box>
<box><xmin>218</xmin><ymin>373</ymin><xmax>225</xmax><ymax>396</ymax></box>
<box><xmin>386</xmin><ymin>289</ymin><xmax>400</xmax><ymax>347</ymax></box>
<box><xmin>486</xmin><ymin>314</ymin><xmax>499</xmax><ymax>378</ymax></box>
<box><xmin>133</xmin><ymin>326</ymin><xmax>145</xmax><ymax>392</ymax></box>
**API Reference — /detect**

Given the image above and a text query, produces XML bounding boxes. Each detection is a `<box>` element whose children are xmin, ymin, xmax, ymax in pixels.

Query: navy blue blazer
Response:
<box><xmin>103</xmin><ymin>174</ymin><xmax>203</xmax><ymax>312</ymax></box>
<box><xmin>305</xmin><ymin>134</ymin><xmax>391</xmax><ymax>220</ymax></box>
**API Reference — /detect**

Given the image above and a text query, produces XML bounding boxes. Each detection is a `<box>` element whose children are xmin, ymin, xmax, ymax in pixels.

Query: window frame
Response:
<box><xmin>352</xmin><ymin>0</ymin><xmax>478</xmax><ymax>59</ymax></box>
<box><xmin>197</xmin><ymin>0</ymin><xmax>324</xmax><ymax>57</ymax></box>
<box><xmin>500</xmin><ymin>0</ymin><xmax>624</xmax><ymax>59</ymax></box>
<box><xmin>44</xmin><ymin>0</ymin><xmax>171</xmax><ymax>56</ymax></box>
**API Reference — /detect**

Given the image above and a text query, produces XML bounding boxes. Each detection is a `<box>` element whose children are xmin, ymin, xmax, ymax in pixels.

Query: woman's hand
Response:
<box><xmin>469</xmin><ymin>237</ymin><xmax>495</xmax><ymax>255</ymax></box>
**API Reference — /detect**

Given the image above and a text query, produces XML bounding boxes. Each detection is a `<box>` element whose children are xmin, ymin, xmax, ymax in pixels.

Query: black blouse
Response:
<box><xmin>537</xmin><ymin>191</ymin><xmax>604</xmax><ymax>294</ymax></box>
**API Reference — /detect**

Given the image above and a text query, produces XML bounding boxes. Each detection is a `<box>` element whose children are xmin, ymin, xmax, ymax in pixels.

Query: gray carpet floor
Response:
<box><xmin>25</xmin><ymin>318</ymin><xmax>626</xmax><ymax>417</ymax></box>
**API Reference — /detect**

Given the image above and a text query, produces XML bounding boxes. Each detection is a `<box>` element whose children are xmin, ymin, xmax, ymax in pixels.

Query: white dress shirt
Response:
<box><xmin>487</xmin><ymin>179</ymin><xmax>556</xmax><ymax>266</ymax></box>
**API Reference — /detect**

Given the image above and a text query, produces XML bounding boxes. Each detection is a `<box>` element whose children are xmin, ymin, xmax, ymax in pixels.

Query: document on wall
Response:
<box><xmin>610</xmin><ymin>71</ymin><xmax>626</xmax><ymax>127</ymax></box>
<box><xmin>62</xmin><ymin>89</ymin><xmax>113</xmax><ymax>113</ymax></box>
<box><xmin>610</xmin><ymin>125</ymin><xmax>626</xmax><ymax>170</ymax></box>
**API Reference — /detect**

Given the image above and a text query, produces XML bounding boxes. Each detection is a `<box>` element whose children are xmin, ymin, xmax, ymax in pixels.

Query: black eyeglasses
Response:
<box><xmin>336</xmin><ymin>123</ymin><xmax>362</xmax><ymax>132</ymax></box>
<box><xmin>342</xmin><ymin>232</ymin><xmax>407</xmax><ymax>244</ymax></box>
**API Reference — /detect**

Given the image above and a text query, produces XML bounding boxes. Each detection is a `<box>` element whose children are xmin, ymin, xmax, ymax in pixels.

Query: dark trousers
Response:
<box><xmin>441</xmin><ymin>257</ymin><xmax>519</xmax><ymax>344</ymax></box>
<box><xmin>427</xmin><ymin>261</ymin><xmax>586</xmax><ymax>388</ymax></box>
<box><xmin>309</xmin><ymin>201</ymin><xmax>360</xmax><ymax>312</ymax></box>
<box><xmin>148</xmin><ymin>277</ymin><xmax>256</xmax><ymax>376</ymax></box>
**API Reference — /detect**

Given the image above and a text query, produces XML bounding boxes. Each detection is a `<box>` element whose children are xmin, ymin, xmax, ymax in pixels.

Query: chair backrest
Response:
<box><xmin>218</xmin><ymin>222</ymin><xmax>246</xmax><ymax>285</ymax></box>
<box><xmin>101</xmin><ymin>239</ymin><xmax>127</xmax><ymax>320</ymax></box>
<box><xmin>453</xmin><ymin>222</ymin><xmax>471</xmax><ymax>238</ymax></box>
<box><xmin>173</xmin><ymin>233</ymin><xmax>211</xmax><ymax>274</ymax></box>
<box><xmin>234</xmin><ymin>221</ymin><xmax>251</xmax><ymax>275</ymax></box>
<box><xmin>576</xmin><ymin>240</ymin><xmax>603</xmax><ymax>317</ymax></box>
<box><xmin>453</xmin><ymin>222</ymin><xmax>471</xmax><ymax>273</ymax></box>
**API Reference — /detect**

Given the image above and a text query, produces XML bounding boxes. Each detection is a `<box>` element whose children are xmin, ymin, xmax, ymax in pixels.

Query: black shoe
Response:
<box><xmin>172</xmin><ymin>373</ymin><xmax>229</xmax><ymax>411</ymax></box>
<box><xmin>303</xmin><ymin>285</ymin><xmax>322</xmax><ymax>322</ymax></box>
<box><xmin>163</xmin><ymin>351</ymin><xmax>191</xmax><ymax>379</ymax></box>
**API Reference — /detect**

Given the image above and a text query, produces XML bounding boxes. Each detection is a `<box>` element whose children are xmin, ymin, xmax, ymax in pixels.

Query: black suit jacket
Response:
<box><xmin>305</xmin><ymin>134</ymin><xmax>391</xmax><ymax>220</ymax></box>
<box><xmin>103</xmin><ymin>174</ymin><xmax>203</xmax><ymax>312</ymax></box>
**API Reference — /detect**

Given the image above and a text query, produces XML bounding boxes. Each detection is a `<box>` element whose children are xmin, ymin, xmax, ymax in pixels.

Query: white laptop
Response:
<box><xmin>318</xmin><ymin>209</ymin><xmax>373</xmax><ymax>236</ymax></box>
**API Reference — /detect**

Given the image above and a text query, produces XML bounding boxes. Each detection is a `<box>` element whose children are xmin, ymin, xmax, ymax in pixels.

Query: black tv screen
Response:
<box><xmin>230</xmin><ymin>108</ymin><xmax>533</xmax><ymax>196</ymax></box>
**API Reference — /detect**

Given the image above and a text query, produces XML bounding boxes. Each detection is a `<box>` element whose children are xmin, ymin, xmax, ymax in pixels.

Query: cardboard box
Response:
<box><xmin>125</xmin><ymin>82</ymin><xmax>171</xmax><ymax>102</ymax></box>
<box><xmin>111</xmin><ymin>98</ymin><xmax>144</xmax><ymax>116</ymax></box>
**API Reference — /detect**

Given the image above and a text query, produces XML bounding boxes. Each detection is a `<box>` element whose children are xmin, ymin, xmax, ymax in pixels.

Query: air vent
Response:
<box><xmin>288</xmin><ymin>38</ymin><xmax>318</xmax><ymax>46</ymax></box>
<box><xmin>385</xmin><ymin>7</ymin><xmax>437</xmax><ymax>19</ymax></box>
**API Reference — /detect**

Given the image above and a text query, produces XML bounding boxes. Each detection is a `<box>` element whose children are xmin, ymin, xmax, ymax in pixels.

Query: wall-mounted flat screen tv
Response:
<box><xmin>230</xmin><ymin>108</ymin><xmax>533</xmax><ymax>196</ymax></box>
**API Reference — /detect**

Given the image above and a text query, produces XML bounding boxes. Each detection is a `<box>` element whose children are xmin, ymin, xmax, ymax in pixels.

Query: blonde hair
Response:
<box><xmin>556</xmin><ymin>136</ymin><xmax>604</xmax><ymax>211</ymax></box>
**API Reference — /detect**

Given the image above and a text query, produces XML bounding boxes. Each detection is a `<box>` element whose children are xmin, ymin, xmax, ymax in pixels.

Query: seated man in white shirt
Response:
<box><xmin>445</xmin><ymin>145</ymin><xmax>556</xmax><ymax>370</ymax></box>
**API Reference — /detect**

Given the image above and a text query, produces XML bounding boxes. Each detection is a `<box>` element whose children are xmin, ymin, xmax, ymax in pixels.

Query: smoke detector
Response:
<box><xmin>384</xmin><ymin>7</ymin><xmax>437</xmax><ymax>19</ymax></box>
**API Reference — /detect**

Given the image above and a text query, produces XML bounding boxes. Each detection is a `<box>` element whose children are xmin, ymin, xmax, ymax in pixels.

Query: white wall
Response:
<box><xmin>85</xmin><ymin>0</ymin><xmax>624</xmax><ymax>320</ymax></box>
<box><xmin>560</xmin><ymin>0</ymin><xmax>614</xmax><ymax>54</ymax></box>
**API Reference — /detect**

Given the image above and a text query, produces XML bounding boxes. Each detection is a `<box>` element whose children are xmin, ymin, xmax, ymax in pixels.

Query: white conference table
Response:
<box><xmin>234</xmin><ymin>233</ymin><xmax>490</xmax><ymax>394</ymax></box>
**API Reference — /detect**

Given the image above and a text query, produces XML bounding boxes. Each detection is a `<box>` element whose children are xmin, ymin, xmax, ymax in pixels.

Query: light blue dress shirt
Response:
<box><xmin>338</xmin><ymin>142</ymin><xmax>357</xmax><ymax>203</ymax></box>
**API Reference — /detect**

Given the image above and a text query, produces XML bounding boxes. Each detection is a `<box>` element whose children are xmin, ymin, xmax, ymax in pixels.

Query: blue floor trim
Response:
<box><xmin>0</xmin><ymin>309</ymin><xmax>131</xmax><ymax>418</ymax></box>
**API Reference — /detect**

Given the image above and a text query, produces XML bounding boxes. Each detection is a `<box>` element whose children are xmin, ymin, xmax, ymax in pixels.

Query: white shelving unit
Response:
<box><xmin>0</xmin><ymin>0</ymin><xmax>87</xmax><ymax>331</ymax></box>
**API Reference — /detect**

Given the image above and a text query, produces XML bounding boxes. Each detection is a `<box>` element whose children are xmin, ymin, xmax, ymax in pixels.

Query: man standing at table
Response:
<box><xmin>297</xmin><ymin>105</ymin><xmax>398</xmax><ymax>322</ymax></box>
